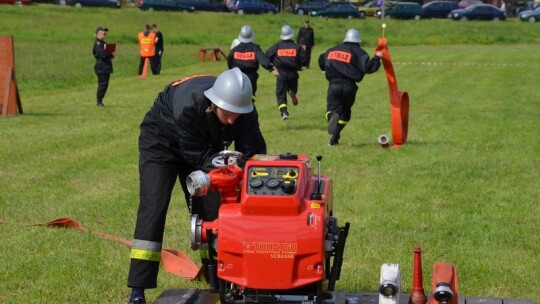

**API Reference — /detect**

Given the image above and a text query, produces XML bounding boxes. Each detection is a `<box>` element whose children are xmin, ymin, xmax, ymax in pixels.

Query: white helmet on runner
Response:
<box><xmin>280</xmin><ymin>25</ymin><xmax>294</xmax><ymax>40</ymax></box>
<box><xmin>238</xmin><ymin>25</ymin><xmax>254</xmax><ymax>43</ymax></box>
<box><xmin>343</xmin><ymin>28</ymin><xmax>362</xmax><ymax>44</ymax></box>
<box><xmin>204</xmin><ymin>68</ymin><xmax>253</xmax><ymax>114</ymax></box>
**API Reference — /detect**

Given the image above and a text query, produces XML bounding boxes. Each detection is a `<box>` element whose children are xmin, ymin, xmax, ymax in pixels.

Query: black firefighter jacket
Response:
<box><xmin>145</xmin><ymin>76</ymin><xmax>267</xmax><ymax>171</ymax></box>
<box><xmin>227</xmin><ymin>42</ymin><xmax>273</xmax><ymax>74</ymax></box>
<box><xmin>266</xmin><ymin>40</ymin><xmax>306</xmax><ymax>72</ymax></box>
<box><xmin>93</xmin><ymin>38</ymin><xmax>113</xmax><ymax>74</ymax></box>
<box><xmin>318</xmin><ymin>42</ymin><xmax>381</xmax><ymax>83</ymax></box>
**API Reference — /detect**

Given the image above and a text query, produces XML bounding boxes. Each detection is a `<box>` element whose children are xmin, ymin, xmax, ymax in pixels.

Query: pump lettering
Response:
<box><xmin>243</xmin><ymin>242</ymin><xmax>297</xmax><ymax>254</ymax></box>
<box><xmin>277</xmin><ymin>49</ymin><xmax>297</xmax><ymax>57</ymax></box>
<box><xmin>327</xmin><ymin>51</ymin><xmax>352</xmax><ymax>63</ymax></box>
<box><xmin>234</xmin><ymin>52</ymin><xmax>256</xmax><ymax>60</ymax></box>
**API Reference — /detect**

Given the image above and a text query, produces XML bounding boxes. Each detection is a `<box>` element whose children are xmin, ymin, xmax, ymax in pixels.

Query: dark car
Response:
<box><xmin>310</xmin><ymin>1</ymin><xmax>360</xmax><ymax>18</ymax></box>
<box><xmin>293</xmin><ymin>0</ymin><xmax>330</xmax><ymax>15</ymax></box>
<box><xmin>450</xmin><ymin>4</ymin><xmax>506</xmax><ymax>20</ymax></box>
<box><xmin>383</xmin><ymin>1</ymin><xmax>422</xmax><ymax>19</ymax></box>
<box><xmin>514</xmin><ymin>1</ymin><xmax>540</xmax><ymax>14</ymax></box>
<box><xmin>232</xmin><ymin>0</ymin><xmax>277</xmax><ymax>14</ymax></box>
<box><xmin>69</xmin><ymin>0</ymin><xmax>120</xmax><ymax>7</ymax></box>
<box><xmin>179</xmin><ymin>0</ymin><xmax>227</xmax><ymax>11</ymax></box>
<box><xmin>518</xmin><ymin>6</ymin><xmax>540</xmax><ymax>22</ymax></box>
<box><xmin>137</xmin><ymin>0</ymin><xmax>195</xmax><ymax>11</ymax></box>
<box><xmin>422</xmin><ymin>0</ymin><xmax>459</xmax><ymax>18</ymax></box>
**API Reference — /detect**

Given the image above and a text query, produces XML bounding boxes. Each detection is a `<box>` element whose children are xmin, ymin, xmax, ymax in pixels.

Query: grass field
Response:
<box><xmin>0</xmin><ymin>4</ymin><xmax>539</xmax><ymax>304</ymax></box>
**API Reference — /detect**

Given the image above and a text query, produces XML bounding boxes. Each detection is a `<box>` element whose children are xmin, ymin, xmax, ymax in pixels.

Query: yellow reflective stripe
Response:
<box><xmin>278</xmin><ymin>104</ymin><xmax>287</xmax><ymax>110</ymax></box>
<box><xmin>130</xmin><ymin>248</ymin><xmax>161</xmax><ymax>262</ymax></box>
<box><xmin>338</xmin><ymin>119</ymin><xmax>348</xmax><ymax>125</ymax></box>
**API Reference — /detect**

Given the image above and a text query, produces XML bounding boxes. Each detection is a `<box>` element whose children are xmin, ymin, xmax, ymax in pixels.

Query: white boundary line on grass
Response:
<box><xmin>394</xmin><ymin>62</ymin><xmax>528</xmax><ymax>67</ymax></box>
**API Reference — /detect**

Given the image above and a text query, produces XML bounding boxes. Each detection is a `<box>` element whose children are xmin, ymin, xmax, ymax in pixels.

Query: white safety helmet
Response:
<box><xmin>280</xmin><ymin>25</ymin><xmax>294</xmax><ymax>40</ymax></box>
<box><xmin>343</xmin><ymin>28</ymin><xmax>362</xmax><ymax>44</ymax></box>
<box><xmin>204</xmin><ymin>67</ymin><xmax>253</xmax><ymax>114</ymax></box>
<box><xmin>238</xmin><ymin>25</ymin><xmax>254</xmax><ymax>43</ymax></box>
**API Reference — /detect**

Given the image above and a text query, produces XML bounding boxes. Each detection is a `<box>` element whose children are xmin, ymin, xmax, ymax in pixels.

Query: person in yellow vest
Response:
<box><xmin>138</xmin><ymin>24</ymin><xmax>158</xmax><ymax>76</ymax></box>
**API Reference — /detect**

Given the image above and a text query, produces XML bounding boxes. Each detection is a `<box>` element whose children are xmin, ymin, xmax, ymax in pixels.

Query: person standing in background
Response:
<box><xmin>138</xmin><ymin>24</ymin><xmax>157</xmax><ymax>76</ymax></box>
<box><xmin>151</xmin><ymin>24</ymin><xmax>163</xmax><ymax>75</ymax></box>
<box><xmin>296</xmin><ymin>19</ymin><xmax>315</xmax><ymax>69</ymax></box>
<box><xmin>93</xmin><ymin>26</ymin><xmax>114</xmax><ymax>107</ymax></box>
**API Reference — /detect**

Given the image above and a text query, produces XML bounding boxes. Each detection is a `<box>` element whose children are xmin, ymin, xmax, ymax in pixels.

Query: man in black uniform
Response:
<box><xmin>227</xmin><ymin>25</ymin><xmax>273</xmax><ymax>100</ymax></box>
<box><xmin>266</xmin><ymin>25</ymin><xmax>306</xmax><ymax>121</ymax></box>
<box><xmin>151</xmin><ymin>24</ymin><xmax>163</xmax><ymax>75</ymax></box>
<box><xmin>127</xmin><ymin>68</ymin><xmax>267</xmax><ymax>304</ymax></box>
<box><xmin>318</xmin><ymin>28</ymin><xmax>383</xmax><ymax>146</ymax></box>
<box><xmin>296</xmin><ymin>19</ymin><xmax>315</xmax><ymax>69</ymax></box>
<box><xmin>93</xmin><ymin>26</ymin><xmax>114</xmax><ymax>107</ymax></box>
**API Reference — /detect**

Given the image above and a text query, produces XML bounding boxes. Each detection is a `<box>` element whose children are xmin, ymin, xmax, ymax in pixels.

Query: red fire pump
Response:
<box><xmin>186</xmin><ymin>151</ymin><xmax>350</xmax><ymax>304</ymax></box>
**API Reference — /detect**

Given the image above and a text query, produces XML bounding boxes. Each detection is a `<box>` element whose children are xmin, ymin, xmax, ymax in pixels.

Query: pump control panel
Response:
<box><xmin>246</xmin><ymin>166</ymin><xmax>299</xmax><ymax>196</ymax></box>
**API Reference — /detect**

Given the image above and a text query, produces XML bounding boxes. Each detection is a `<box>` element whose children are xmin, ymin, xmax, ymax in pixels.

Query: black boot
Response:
<box><xmin>329</xmin><ymin>123</ymin><xmax>345</xmax><ymax>146</ymax></box>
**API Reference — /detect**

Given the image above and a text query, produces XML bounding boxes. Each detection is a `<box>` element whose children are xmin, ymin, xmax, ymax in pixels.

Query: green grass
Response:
<box><xmin>1</xmin><ymin>4</ymin><xmax>539</xmax><ymax>304</ymax></box>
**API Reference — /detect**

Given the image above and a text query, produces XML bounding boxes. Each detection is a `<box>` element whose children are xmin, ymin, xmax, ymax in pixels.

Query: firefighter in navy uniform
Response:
<box><xmin>266</xmin><ymin>25</ymin><xmax>307</xmax><ymax>121</ymax></box>
<box><xmin>296</xmin><ymin>19</ymin><xmax>315</xmax><ymax>69</ymax></box>
<box><xmin>227</xmin><ymin>25</ymin><xmax>273</xmax><ymax>100</ymax></box>
<box><xmin>93</xmin><ymin>26</ymin><xmax>114</xmax><ymax>107</ymax></box>
<box><xmin>127</xmin><ymin>68</ymin><xmax>267</xmax><ymax>304</ymax></box>
<box><xmin>318</xmin><ymin>28</ymin><xmax>383</xmax><ymax>146</ymax></box>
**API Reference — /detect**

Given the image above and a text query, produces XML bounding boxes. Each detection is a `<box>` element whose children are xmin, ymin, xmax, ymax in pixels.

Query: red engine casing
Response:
<box><xmin>214</xmin><ymin>154</ymin><xmax>333</xmax><ymax>290</ymax></box>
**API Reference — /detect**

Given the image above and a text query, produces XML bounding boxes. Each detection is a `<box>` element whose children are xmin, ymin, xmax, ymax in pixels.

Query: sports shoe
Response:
<box><xmin>328</xmin><ymin>113</ymin><xmax>339</xmax><ymax>135</ymax></box>
<box><xmin>281</xmin><ymin>112</ymin><xmax>289</xmax><ymax>121</ymax></box>
<box><xmin>97</xmin><ymin>102</ymin><xmax>105</xmax><ymax>107</ymax></box>
<box><xmin>288</xmin><ymin>91</ymin><xmax>299</xmax><ymax>106</ymax></box>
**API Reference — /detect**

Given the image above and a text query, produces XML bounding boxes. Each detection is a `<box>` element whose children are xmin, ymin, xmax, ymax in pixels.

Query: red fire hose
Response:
<box><xmin>1</xmin><ymin>217</ymin><xmax>201</xmax><ymax>280</ymax></box>
<box><xmin>375</xmin><ymin>38</ymin><xmax>409</xmax><ymax>148</ymax></box>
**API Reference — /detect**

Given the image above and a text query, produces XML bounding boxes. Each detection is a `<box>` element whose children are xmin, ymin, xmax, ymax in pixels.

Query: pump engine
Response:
<box><xmin>186</xmin><ymin>151</ymin><xmax>350</xmax><ymax>304</ymax></box>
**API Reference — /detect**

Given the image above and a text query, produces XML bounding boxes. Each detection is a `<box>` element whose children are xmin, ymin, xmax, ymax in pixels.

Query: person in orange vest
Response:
<box><xmin>138</xmin><ymin>24</ymin><xmax>158</xmax><ymax>76</ymax></box>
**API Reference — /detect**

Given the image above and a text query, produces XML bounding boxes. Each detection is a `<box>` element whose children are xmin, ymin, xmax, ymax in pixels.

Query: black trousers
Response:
<box><xmin>127</xmin><ymin>112</ymin><xmax>220</xmax><ymax>289</ymax></box>
<box><xmin>304</xmin><ymin>46</ymin><xmax>312</xmax><ymax>68</ymax></box>
<box><xmin>139</xmin><ymin>56</ymin><xmax>159</xmax><ymax>75</ymax></box>
<box><xmin>275</xmin><ymin>70</ymin><xmax>299</xmax><ymax>107</ymax></box>
<box><xmin>244</xmin><ymin>72</ymin><xmax>259</xmax><ymax>97</ymax></box>
<box><xmin>96</xmin><ymin>73</ymin><xmax>110</xmax><ymax>102</ymax></box>
<box><xmin>154</xmin><ymin>48</ymin><xmax>163</xmax><ymax>74</ymax></box>
<box><xmin>326</xmin><ymin>81</ymin><xmax>358</xmax><ymax>122</ymax></box>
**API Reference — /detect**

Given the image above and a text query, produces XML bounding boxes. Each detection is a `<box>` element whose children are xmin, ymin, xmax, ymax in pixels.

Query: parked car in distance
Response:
<box><xmin>513</xmin><ymin>1</ymin><xmax>540</xmax><ymax>15</ymax></box>
<box><xmin>357</xmin><ymin>0</ymin><xmax>381</xmax><ymax>18</ymax></box>
<box><xmin>422</xmin><ymin>0</ymin><xmax>459</xmax><ymax>18</ymax></box>
<box><xmin>293</xmin><ymin>0</ymin><xmax>330</xmax><ymax>15</ymax></box>
<box><xmin>232</xmin><ymin>0</ymin><xmax>277</xmax><ymax>14</ymax></box>
<box><xmin>450</xmin><ymin>4</ymin><xmax>506</xmax><ymax>20</ymax></box>
<box><xmin>383</xmin><ymin>1</ymin><xmax>422</xmax><ymax>19</ymax></box>
<box><xmin>70</xmin><ymin>0</ymin><xmax>120</xmax><ymax>8</ymax></box>
<box><xmin>0</xmin><ymin>0</ymin><xmax>31</xmax><ymax>5</ymax></box>
<box><xmin>518</xmin><ymin>6</ymin><xmax>540</xmax><ymax>22</ymax></box>
<box><xmin>179</xmin><ymin>0</ymin><xmax>227</xmax><ymax>11</ymax></box>
<box><xmin>310</xmin><ymin>1</ymin><xmax>360</xmax><ymax>18</ymax></box>
<box><xmin>137</xmin><ymin>0</ymin><xmax>194</xmax><ymax>11</ymax></box>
